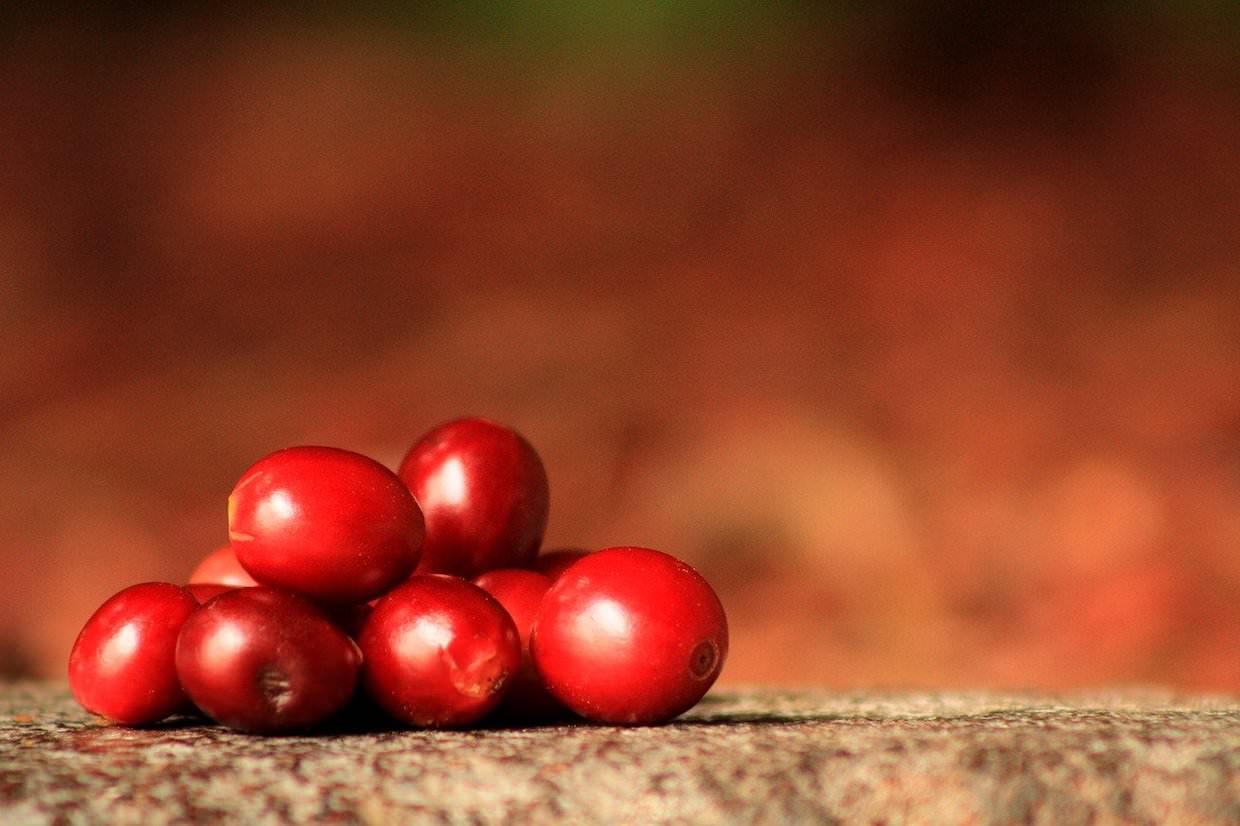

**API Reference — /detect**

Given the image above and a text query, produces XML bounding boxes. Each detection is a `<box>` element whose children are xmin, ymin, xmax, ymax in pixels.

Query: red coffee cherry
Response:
<box><xmin>359</xmin><ymin>575</ymin><xmax>521</xmax><ymax>727</ymax></box>
<box><xmin>228</xmin><ymin>446</ymin><xmax>424</xmax><ymax>603</ymax></box>
<box><xmin>472</xmin><ymin>568</ymin><xmax>563</xmax><ymax>719</ymax></box>
<box><xmin>530</xmin><ymin>548</ymin><xmax>590</xmax><ymax>581</ymax></box>
<box><xmin>175</xmin><ymin>587</ymin><xmax>362</xmax><ymax>733</ymax></box>
<box><xmin>188</xmin><ymin>545</ymin><xmax>258</xmax><ymax>588</ymax></box>
<box><xmin>68</xmin><ymin>582</ymin><xmax>199</xmax><ymax>725</ymax></box>
<box><xmin>398</xmin><ymin>418</ymin><xmax>549</xmax><ymax>577</ymax></box>
<box><xmin>531</xmin><ymin>547</ymin><xmax>728</xmax><ymax>725</ymax></box>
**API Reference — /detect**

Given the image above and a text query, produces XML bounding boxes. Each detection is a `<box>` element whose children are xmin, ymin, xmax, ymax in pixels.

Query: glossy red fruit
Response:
<box><xmin>530</xmin><ymin>548</ymin><xmax>590</xmax><ymax>581</ymax></box>
<box><xmin>531</xmin><ymin>547</ymin><xmax>728</xmax><ymax>725</ymax></box>
<box><xmin>175</xmin><ymin>587</ymin><xmax>361</xmax><ymax>733</ymax></box>
<box><xmin>472</xmin><ymin>568</ymin><xmax>562</xmax><ymax>719</ymax></box>
<box><xmin>68</xmin><ymin>582</ymin><xmax>199</xmax><ymax>725</ymax></box>
<box><xmin>228</xmin><ymin>446</ymin><xmax>424</xmax><ymax>603</ymax></box>
<box><xmin>359</xmin><ymin>575</ymin><xmax>521</xmax><ymax>727</ymax></box>
<box><xmin>188</xmin><ymin>545</ymin><xmax>258</xmax><ymax>588</ymax></box>
<box><xmin>398</xmin><ymin>418</ymin><xmax>549</xmax><ymax>577</ymax></box>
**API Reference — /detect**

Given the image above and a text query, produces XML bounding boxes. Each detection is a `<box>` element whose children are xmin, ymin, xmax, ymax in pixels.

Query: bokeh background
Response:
<box><xmin>2</xmin><ymin>2</ymin><xmax>1238</xmax><ymax>689</ymax></box>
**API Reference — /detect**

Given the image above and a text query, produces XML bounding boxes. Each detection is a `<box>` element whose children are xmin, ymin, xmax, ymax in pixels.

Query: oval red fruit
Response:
<box><xmin>228</xmin><ymin>446</ymin><xmax>424</xmax><ymax>603</ymax></box>
<box><xmin>398</xmin><ymin>418</ymin><xmax>549</xmax><ymax>577</ymax></box>
<box><xmin>360</xmin><ymin>575</ymin><xmax>521</xmax><ymax>727</ymax></box>
<box><xmin>68</xmin><ymin>582</ymin><xmax>199</xmax><ymax>725</ymax></box>
<box><xmin>175</xmin><ymin>587</ymin><xmax>362</xmax><ymax>733</ymax></box>
<box><xmin>531</xmin><ymin>547</ymin><xmax>728</xmax><ymax>725</ymax></box>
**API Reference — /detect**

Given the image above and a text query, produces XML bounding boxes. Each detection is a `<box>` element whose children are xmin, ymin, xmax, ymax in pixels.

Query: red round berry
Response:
<box><xmin>228</xmin><ymin>446</ymin><xmax>424</xmax><ymax>603</ymax></box>
<box><xmin>175</xmin><ymin>587</ymin><xmax>362</xmax><ymax>733</ymax></box>
<box><xmin>530</xmin><ymin>548</ymin><xmax>590</xmax><ymax>581</ymax></box>
<box><xmin>188</xmin><ymin>545</ymin><xmax>258</xmax><ymax>588</ymax></box>
<box><xmin>398</xmin><ymin>418</ymin><xmax>549</xmax><ymax>577</ymax></box>
<box><xmin>472</xmin><ymin>568</ymin><xmax>563</xmax><ymax>719</ymax></box>
<box><xmin>531</xmin><ymin>547</ymin><xmax>728</xmax><ymax>725</ymax></box>
<box><xmin>359</xmin><ymin>575</ymin><xmax>521</xmax><ymax>727</ymax></box>
<box><xmin>68</xmin><ymin>582</ymin><xmax>199</xmax><ymax>725</ymax></box>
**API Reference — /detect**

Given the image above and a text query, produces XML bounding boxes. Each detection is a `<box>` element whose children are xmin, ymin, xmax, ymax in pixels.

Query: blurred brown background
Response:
<box><xmin>2</xmin><ymin>2</ymin><xmax>1238</xmax><ymax>689</ymax></box>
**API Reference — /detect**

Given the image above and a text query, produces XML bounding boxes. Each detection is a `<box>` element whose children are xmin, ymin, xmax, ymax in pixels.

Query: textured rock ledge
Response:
<box><xmin>1</xmin><ymin>683</ymin><xmax>1237</xmax><ymax>824</ymax></box>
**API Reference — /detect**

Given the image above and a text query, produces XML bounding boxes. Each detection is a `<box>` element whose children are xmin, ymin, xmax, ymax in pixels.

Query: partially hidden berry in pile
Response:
<box><xmin>473</xmin><ymin>568</ymin><xmax>564</xmax><ymax>720</ymax></box>
<box><xmin>188</xmin><ymin>545</ymin><xmax>258</xmax><ymax>588</ymax></box>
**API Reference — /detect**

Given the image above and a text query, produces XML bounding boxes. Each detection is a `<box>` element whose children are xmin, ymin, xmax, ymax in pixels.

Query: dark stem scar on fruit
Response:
<box><xmin>257</xmin><ymin>665</ymin><xmax>293</xmax><ymax>712</ymax></box>
<box><xmin>689</xmin><ymin>641</ymin><xmax>719</xmax><ymax>680</ymax></box>
<box><xmin>440</xmin><ymin>646</ymin><xmax>508</xmax><ymax>699</ymax></box>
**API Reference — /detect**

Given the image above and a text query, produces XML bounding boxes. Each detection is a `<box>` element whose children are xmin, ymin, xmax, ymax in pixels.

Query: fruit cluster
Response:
<box><xmin>68</xmin><ymin>418</ymin><xmax>729</xmax><ymax>733</ymax></box>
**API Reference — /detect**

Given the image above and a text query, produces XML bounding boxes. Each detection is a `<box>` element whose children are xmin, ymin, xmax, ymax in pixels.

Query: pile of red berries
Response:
<box><xmin>68</xmin><ymin>418</ymin><xmax>728</xmax><ymax>733</ymax></box>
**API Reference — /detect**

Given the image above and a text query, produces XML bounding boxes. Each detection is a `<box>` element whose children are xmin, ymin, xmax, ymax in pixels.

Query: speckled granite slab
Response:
<box><xmin>1</xmin><ymin>683</ymin><xmax>1237</xmax><ymax>824</ymax></box>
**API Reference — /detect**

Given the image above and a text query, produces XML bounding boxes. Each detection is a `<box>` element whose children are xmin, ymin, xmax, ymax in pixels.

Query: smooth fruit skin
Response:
<box><xmin>359</xmin><ymin>575</ymin><xmax>521</xmax><ymax>727</ymax></box>
<box><xmin>68</xmin><ymin>582</ymin><xmax>199</xmax><ymax>725</ymax></box>
<box><xmin>175</xmin><ymin>587</ymin><xmax>361</xmax><ymax>733</ymax></box>
<box><xmin>530</xmin><ymin>548</ymin><xmax>590</xmax><ymax>581</ymax></box>
<box><xmin>472</xmin><ymin>568</ymin><xmax>563</xmax><ymax>719</ymax></box>
<box><xmin>228</xmin><ymin>446</ymin><xmax>424</xmax><ymax>603</ymax></box>
<box><xmin>398</xmin><ymin>418</ymin><xmax>549</xmax><ymax>577</ymax></box>
<box><xmin>531</xmin><ymin>547</ymin><xmax>728</xmax><ymax>725</ymax></box>
<box><xmin>188</xmin><ymin>545</ymin><xmax>258</xmax><ymax>588</ymax></box>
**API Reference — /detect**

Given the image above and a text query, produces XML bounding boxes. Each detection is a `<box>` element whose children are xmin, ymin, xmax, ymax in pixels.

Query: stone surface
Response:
<box><xmin>1</xmin><ymin>683</ymin><xmax>1237</xmax><ymax>824</ymax></box>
